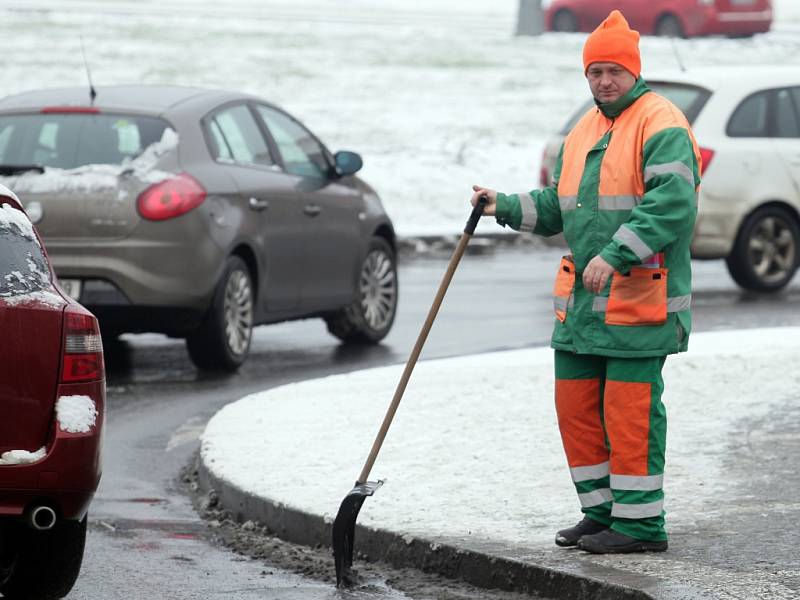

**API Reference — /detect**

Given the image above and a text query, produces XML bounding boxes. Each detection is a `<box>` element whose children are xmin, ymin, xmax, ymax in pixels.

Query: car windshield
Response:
<box><xmin>559</xmin><ymin>81</ymin><xmax>711</xmax><ymax>134</ymax></box>
<box><xmin>0</xmin><ymin>113</ymin><xmax>171</xmax><ymax>169</ymax></box>
<box><xmin>0</xmin><ymin>203</ymin><xmax>49</xmax><ymax>297</ymax></box>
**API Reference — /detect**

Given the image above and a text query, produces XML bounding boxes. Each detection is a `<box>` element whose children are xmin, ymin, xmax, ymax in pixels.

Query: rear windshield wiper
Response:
<box><xmin>0</xmin><ymin>164</ymin><xmax>45</xmax><ymax>176</ymax></box>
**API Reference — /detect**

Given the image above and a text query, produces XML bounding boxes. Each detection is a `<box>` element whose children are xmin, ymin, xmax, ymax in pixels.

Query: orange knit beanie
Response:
<box><xmin>582</xmin><ymin>10</ymin><xmax>641</xmax><ymax>78</ymax></box>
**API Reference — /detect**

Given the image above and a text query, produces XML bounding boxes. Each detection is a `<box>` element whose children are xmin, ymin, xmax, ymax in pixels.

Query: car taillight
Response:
<box><xmin>61</xmin><ymin>306</ymin><xmax>104</xmax><ymax>383</ymax></box>
<box><xmin>699</xmin><ymin>147</ymin><xmax>715</xmax><ymax>176</ymax></box>
<box><xmin>137</xmin><ymin>173</ymin><xmax>207</xmax><ymax>221</ymax></box>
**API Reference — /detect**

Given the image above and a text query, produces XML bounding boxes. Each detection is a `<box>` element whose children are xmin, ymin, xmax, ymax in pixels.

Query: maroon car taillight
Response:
<box><xmin>699</xmin><ymin>146</ymin><xmax>715</xmax><ymax>176</ymax></box>
<box><xmin>137</xmin><ymin>173</ymin><xmax>207</xmax><ymax>221</ymax></box>
<box><xmin>61</xmin><ymin>306</ymin><xmax>104</xmax><ymax>383</ymax></box>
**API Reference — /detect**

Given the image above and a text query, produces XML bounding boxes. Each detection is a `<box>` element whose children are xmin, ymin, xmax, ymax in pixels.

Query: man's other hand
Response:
<box><xmin>583</xmin><ymin>256</ymin><xmax>615</xmax><ymax>294</ymax></box>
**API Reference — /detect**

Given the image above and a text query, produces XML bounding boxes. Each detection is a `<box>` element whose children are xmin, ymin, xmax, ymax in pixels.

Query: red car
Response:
<box><xmin>0</xmin><ymin>184</ymin><xmax>104</xmax><ymax>599</ymax></box>
<box><xmin>545</xmin><ymin>0</ymin><xmax>772</xmax><ymax>37</ymax></box>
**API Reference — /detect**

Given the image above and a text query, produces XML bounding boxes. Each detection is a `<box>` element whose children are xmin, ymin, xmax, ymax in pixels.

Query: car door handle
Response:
<box><xmin>303</xmin><ymin>204</ymin><xmax>322</xmax><ymax>217</ymax></box>
<box><xmin>249</xmin><ymin>197</ymin><xmax>269</xmax><ymax>211</ymax></box>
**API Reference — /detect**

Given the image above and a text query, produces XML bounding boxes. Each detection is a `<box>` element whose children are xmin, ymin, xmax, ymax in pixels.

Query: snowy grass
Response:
<box><xmin>0</xmin><ymin>1</ymin><xmax>798</xmax><ymax>236</ymax></box>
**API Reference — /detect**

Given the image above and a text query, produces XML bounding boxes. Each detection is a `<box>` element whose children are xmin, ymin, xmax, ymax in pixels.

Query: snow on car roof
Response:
<box><xmin>0</xmin><ymin>202</ymin><xmax>36</xmax><ymax>242</ymax></box>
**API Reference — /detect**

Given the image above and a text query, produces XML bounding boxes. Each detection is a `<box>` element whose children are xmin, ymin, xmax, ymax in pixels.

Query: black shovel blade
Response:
<box><xmin>332</xmin><ymin>480</ymin><xmax>383</xmax><ymax>587</ymax></box>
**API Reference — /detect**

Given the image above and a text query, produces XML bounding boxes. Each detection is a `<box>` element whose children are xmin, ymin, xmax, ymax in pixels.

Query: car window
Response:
<box><xmin>254</xmin><ymin>105</ymin><xmax>329</xmax><ymax>179</ymax></box>
<box><xmin>207</xmin><ymin>105</ymin><xmax>274</xmax><ymax>167</ymax></box>
<box><xmin>775</xmin><ymin>88</ymin><xmax>800</xmax><ymax>138</ymax></box>
<box><xmin>208</xmin><ymin>119</ymin><xmax>233</xmax><ymax>161</ymax></box>
<box><xmin>727</xmin><ymin>91</ymin><xmax>770</xmax><ymax>137</ymax></box>
<box><xmin>0</xmin><ymin>113</ymin><xmax>170</xmax><ymax>169</ymax></box>
<box><xmin>558</xmin><ymin>82</ymin><xmax>710</xmax><ymax>135</ymax></box>
<box><xmin>0</xmin><ymin>203</ymin><xmax>49</xmax><ymax>297</ymax></box>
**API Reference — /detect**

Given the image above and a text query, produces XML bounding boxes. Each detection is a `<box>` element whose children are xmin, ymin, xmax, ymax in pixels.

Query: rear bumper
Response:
<box><xmin>47</xmin><ymin>235</ymin><xmax>224</xmax><ymax>311</ymax></box>
<box><xmin>0</xmin><ymin>380</ymin><xmax>104</xmax><ymax>522</ymax></box>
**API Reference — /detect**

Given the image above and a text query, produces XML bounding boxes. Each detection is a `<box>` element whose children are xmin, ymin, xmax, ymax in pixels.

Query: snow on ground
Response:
<box><xmin>0</xmin><ymin>1</ymin><xmax>798</xmax><ymax>236</ymax></box>
<box><xmin>201</xmin><ymin>327</ymin><xmax>800</xmax><ymax>547</ymax></box>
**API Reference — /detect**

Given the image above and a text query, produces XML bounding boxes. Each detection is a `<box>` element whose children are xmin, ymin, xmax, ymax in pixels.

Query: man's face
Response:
<box><xmin>586</xmin><ymin>62</ymin><xmax>636</xmax><ymax>104</ymax></box>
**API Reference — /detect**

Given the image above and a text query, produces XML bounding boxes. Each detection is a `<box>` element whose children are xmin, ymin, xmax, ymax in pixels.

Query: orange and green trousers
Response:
<box><xmin>554</xmin><ymin>350</ymin><xmax>668</xmax><ymax>542</ymax></box>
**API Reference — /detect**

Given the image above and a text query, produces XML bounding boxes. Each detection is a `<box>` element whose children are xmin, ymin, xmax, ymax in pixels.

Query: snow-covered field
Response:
<box><xmin>1</xmin><ymin>1</ymin><xmax>799</xmax><ymax>236</ymax></box>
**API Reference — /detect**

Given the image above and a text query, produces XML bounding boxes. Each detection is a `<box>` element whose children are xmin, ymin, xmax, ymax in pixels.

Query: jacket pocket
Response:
<box><xmin>605</xmin><ymin>267</ymin><xmax>668</xmax><ymax>326</ymax></box>
<box><xmin>553</xmin><ymin>255</ymin><xmax>575</xmax><ymax>323</ymax></box>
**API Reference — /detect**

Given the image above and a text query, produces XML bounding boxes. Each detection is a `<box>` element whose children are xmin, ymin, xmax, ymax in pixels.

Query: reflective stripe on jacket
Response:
<box><xmin>495</xmin><ymin>77</ymin><xmax>700</xmax><ymax>358</ymax></box>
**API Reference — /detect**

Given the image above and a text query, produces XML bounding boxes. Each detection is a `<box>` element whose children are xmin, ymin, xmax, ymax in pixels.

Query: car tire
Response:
<box><xmin>725</xmin><ymin>205</ymin><xmax>800</xmax><ymax>292</ymax></box>
<box><xmin>0</xmin><ymin>516</ymin><xmax>87</xmax><ymax>600</ymax></box>
<box><xmin>325</xmin><ymin>237</ymin><xmax>398</xmax><ymax>344</ymax></box>
<box><xmin>186</xmin><ymin>255</ymin><xmax>254</xmax><ymax>372</ymax></box>
<box><xmin>655</xmin><ymin>14</ymin><xmax>685</xmax><ymax>38</ymax></box>
<box><xmin>552</xmin><ymin>9</ymin><xmax>578</xmax><ymax>32</ymax></box>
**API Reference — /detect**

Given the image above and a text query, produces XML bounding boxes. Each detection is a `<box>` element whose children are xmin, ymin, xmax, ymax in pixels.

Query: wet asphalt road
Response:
<box><xmin>68</xmin><ymin>244</ymin><xmax>800</xmax><ymax>599</ymax></box>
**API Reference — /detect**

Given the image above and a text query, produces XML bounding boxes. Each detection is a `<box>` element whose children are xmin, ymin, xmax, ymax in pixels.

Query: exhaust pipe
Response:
<box><xmin>27</xmin><ymin>506</ymin><xmax>57</xmax><ymax>531</ymax></box>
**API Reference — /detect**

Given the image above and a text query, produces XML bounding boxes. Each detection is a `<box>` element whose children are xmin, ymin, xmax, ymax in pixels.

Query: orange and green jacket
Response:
<box><xmin>495</xmin><ymin>77</ymin><xmax>701</xmax><ymax>357</ymax></box>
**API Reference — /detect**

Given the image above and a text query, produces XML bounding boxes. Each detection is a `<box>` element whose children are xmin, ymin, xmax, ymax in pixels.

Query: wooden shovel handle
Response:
<box><xmin>357</xmin><ymin>198</ymin><xmax>487</xmax><ymax>484</ymax></box>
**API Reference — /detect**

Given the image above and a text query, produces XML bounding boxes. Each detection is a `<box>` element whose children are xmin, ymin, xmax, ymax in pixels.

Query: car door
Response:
<box><xmin>720</xmin><ymin>87</ymin><xmax>798</xmax><ymax>223</ymax></box>
<box><xmin>773</xmin><ymin>87</ymin><xmax>800</xmax><ymax>198</ymax></box>
<box><xmin>204</xmin><ymin>103</ymin><xmax>304</xmax><ymax>313</ymax></box>
<box><xmin>254</xmin><ymin>104</ymin><xmax>363</xmax><ymax>311</ymax></box>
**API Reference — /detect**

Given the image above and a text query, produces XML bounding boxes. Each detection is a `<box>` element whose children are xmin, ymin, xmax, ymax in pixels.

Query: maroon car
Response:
<box><xmin>546</xmin><ymin>0</ymin><xmax>772</xmax><ymax>37</ymax></box>
<box><xmin>0</xmin><ymin>184</ymin><xmax>104</xmax><ymax>599</ymax></box>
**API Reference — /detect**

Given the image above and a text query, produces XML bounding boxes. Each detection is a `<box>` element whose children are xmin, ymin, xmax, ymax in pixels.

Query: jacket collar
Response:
<box><xmin>595</xmin><ymin>77</ymin><xmax>650</xmax><ymax>119</ymax></box>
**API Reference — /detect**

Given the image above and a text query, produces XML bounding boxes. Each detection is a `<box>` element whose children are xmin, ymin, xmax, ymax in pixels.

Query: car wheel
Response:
<box><xmin>0</xmin><ymin>516</ymin><xmax>87</xmax><ymax>600</ymax></box>
<box><xmin>552</xmin><ymin>9</ymin><xmax>578</xmax><ymax>32</ymax></box>
<box><xmin>325</xmin><ymin>237</ymin><xmax>398</xmax><ymax>344</ymax></box>
<box><xmin>186</xmin><ymin>255</ymin><xmax>254</xmax><ymax>372</ymax></box>
<box><xmin>725</xmin><ymin>206</ymin><xmax>800</xmax><ymax>292</ymax></box>
<box><xmin>655</xmin><ymin>14</ymin><xmax>685</xmax><ymax>38</ymax></box>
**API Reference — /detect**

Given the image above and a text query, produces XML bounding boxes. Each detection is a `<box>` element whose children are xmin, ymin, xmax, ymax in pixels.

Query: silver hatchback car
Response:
<box><xmin>0</xmin><ymin>86</ymin><xmax>398</xmax><ymax>371</ymax></box>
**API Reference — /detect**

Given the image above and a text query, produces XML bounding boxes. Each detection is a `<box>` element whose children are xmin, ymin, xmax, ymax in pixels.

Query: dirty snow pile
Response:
<box><xmin>201</xmin><ymin>327</ymin><xmax>800</xmax><ymax>547</ymax></box>
<box><xmin>56</xmin><ymin>395</ymin><xmax>98</xmax><ymax>434</ymax></box>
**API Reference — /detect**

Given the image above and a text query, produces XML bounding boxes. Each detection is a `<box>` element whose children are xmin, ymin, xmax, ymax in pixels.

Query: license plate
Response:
<box><xmin>60</xmin><ymin>279</ymin><xmax>82</xmax><ymax>300</ymax></box>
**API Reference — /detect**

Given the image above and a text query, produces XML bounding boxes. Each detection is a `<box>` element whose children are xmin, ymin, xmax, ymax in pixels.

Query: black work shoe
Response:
<box><xmin>555</xmin><ymin>517</ymin><xmax>608</xmax><ymax>547</ymax></box>
<box><xmin>577</xmin><ymin>529</ymin><xmax>668</xmax><ymax>554</ymax></box>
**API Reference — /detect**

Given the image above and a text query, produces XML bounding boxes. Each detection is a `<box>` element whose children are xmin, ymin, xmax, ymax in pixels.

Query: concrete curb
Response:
<box><xmin>198</xmin><ymin>457</ymin><xmax>652</xmax><ymax>600</ymax></box>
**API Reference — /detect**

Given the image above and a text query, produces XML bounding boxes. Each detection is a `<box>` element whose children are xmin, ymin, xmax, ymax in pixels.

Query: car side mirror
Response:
<box><xmin>334</xmin><ymin>151</ymin><xmax>363</xmax><ymax>177</ymax></box>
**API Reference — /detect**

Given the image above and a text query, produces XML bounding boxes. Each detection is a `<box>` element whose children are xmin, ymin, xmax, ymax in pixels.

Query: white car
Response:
<box><xmin>540</xmin><ymin>66</ymin><xmax>800</xmax><ymax>292</ymax></box>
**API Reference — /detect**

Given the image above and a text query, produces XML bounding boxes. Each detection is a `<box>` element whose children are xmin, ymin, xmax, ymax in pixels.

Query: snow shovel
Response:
<box><xmin>332</xmin><ymin>196</ymin><xmax>488</xmax><ymax>587</ymax></box>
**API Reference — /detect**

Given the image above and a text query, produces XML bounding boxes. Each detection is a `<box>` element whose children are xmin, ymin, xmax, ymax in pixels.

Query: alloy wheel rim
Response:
<box><xmin>223</xmin><ymin>270</ymin><xmax>253</xmax><ymax>357</ymax></box>
<box><xmin>748</xmin><ymin>216</ymin><xmax>796</xmax><ymax>284</ymax></box>
<box><xmin>359</xmin><ymin>249</ymin><xmax>397</xmax><ymax>331</ymax></box>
